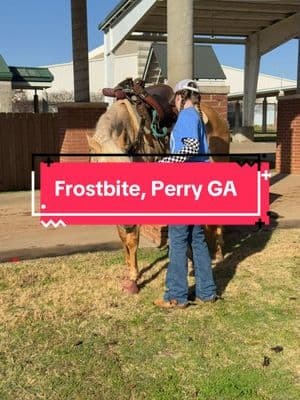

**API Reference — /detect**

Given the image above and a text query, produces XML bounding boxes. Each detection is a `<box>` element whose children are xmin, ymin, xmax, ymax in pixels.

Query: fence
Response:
<box><xmin>0</xmin><ymin>104</ymin><xmax>107</xmax><ymax>191</ymax></box>
<box><xmin>0</xmin><ymin>113</ymin><xmax>59</xmax><ymax>191</ymax></box>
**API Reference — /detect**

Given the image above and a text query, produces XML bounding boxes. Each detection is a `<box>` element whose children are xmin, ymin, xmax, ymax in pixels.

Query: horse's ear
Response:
<box><xmin>87</xmin><ymin>135</ymin><xmax>102</xmax><ymax>152</ymax></box>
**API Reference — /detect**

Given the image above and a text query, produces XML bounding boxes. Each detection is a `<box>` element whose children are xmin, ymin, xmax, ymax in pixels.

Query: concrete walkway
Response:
<box><xmin>0</xmin><ymin>191</ymin><xmax>155</xmax><ymax>262</ymax></box>
<box><xmin>269</xmin><ymin>173</ymin><xmax>300</xmax><ymax>228</ymax></box>
<box><xmin>0</xmin><ymin>142</ymin><xmax>299</xmax><ymax>262</ymax></box>
<box><xmin>230</xmin><ymin>141</ymin><xmax>276</xmax><ymax>154</ymax></box>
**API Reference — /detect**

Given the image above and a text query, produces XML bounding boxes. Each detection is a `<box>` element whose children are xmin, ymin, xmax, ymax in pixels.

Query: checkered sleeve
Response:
<box><xmin>159</xmin><ymin>138</ymin><xmax>200</xmax><ymax>163</ymax></box>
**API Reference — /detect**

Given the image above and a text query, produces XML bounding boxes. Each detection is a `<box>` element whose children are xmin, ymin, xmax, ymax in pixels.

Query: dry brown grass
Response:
<box><xmin>0</xmin><ymin>228</ymin><xmax>299</xmax><ymax>399</ymax></box>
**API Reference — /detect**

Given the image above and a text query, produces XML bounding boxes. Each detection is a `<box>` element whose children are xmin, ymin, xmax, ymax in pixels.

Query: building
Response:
<box><xmin>6</xmin><ymin>40</ymin><xmax>296</xmax><ymax>130</ymax></box>
<box><xmin>45</xmin><ymin>41</ymin><xmax>296</xmax><ymax>96</ymax></box>
<box><xmin>44</xmin><ymin>41</ymin><xmax>296</xmax><ymax>130</ymax></box>
<box><xmin>0</xmin><ymin>55</ymin><xmax>53</xmax><ymax>112</ymax></box>
<box><xmin>45</xmin><ymin>41</ymin><xmax>151</xmax><ymax>96</ymax></box>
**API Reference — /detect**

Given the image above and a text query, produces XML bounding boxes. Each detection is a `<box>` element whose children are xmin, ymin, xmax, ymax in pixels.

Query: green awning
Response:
<box><xmin>9</xmin><ymin>66</ymin><xmax>53</xmax><ymax>84</ymax></box>
<box><xmin>0</xmin><ymin>54</ymin><xmax>53</xmax><ymax>88</ymax></box>
<box><xmin>0</xmin><ymin>55</ymin><xmax>13</xmax><ymax>81</ymax></box>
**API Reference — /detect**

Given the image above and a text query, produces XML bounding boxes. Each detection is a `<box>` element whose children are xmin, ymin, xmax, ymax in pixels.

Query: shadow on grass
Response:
<box><xmin>138</xmin><ymin>171</ymin><xmax>285</xmax><ymax>295</ymax></box>
<box><xmin>213</xmin><ymin>216</ymin><xmax>278</xmax><ymax>296</ymax></box>
<box><xmin>138</xmin><ymin>253</ymin><xmax>168</xmax><ymax>290</ymax></box>
<box><xmin>138</xmin><ymin>214</ymin><xmax>279</xmax><ymax>296</ymax></box>
<box><xmin>193</xmin><ymin>173</ymin><xmax>282</xmax><ymax>297</ymax></box>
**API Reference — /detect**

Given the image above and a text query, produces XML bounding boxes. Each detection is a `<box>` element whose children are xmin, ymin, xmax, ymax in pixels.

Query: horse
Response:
<box><xmin>88</xmin><ymin>83</ymin><xmax>230</xmax><ymax>294</ymax></box>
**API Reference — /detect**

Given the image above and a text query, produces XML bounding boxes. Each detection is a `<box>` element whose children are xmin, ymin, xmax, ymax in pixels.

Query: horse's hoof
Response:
<box><xmin>122</xmin><ymin>280</ymin><xmax>139</xmax><ymax>294</ymax></box>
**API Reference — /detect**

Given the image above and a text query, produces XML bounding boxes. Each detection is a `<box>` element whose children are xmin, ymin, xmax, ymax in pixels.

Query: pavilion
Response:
<box><xmin>0</xmin><ymin>55</ymin><xmax>53</xmax><ymax>112</ymax></box>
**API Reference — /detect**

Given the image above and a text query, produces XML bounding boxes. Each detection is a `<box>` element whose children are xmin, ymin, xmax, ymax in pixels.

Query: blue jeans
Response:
<box><xmin>164</xmin><ymin>225</ymin><xmax>216</xmax><ymax>304</ymax></box>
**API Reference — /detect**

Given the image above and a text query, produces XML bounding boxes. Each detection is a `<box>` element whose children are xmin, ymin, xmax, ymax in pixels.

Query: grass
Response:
<box><xmin>253</xmin><ymin>134</ymin><xmax>277</xmax><ymax>143</ymax></box>
<box><xmin>0</xmin><ymin>227</ymin><xmax>299</xmax><ymax>399</ymax></box>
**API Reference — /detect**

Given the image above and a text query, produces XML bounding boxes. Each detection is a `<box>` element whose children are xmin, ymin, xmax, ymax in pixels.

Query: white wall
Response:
<box><xmin>47</xmin><ymin>59</ymin><xmax>105</xmax><ymax>94</ymax></box>
<box><xmin>46</xmin><ymin>53</ymin><xmax>138</xmax><ymax>94</ymax></box>
<box><xmin>223</xmin><ymin>65</ymin><xmax>296</xmax><ymax>94</ymax></box>
<box><xmin>47</xmin><ymin>62</ymin><xmax>74</xmax><ymax>93</ymax></box>
<box><xmin>43</xmin><ymin>45</ymin><xmax>296</xmax><ymax>96</ymax></box>
<box><xmin>114</xmin><ymin>54</ymin><xmax>138</xmax><ymax>84</ymax></box>
<box><xmin>89</xmin><ymin>59</ymin><xmax>105</xmax><ymax>93</ymax></box>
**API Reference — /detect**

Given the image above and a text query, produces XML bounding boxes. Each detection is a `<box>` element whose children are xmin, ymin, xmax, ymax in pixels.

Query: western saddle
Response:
<box><xmin>103</xmin><ymin>78</ymin><xmax>177</xmax><ymax>137</ymax></box>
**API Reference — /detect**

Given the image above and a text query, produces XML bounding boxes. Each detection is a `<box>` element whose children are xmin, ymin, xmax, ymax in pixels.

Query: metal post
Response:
<box><xmin>274</xmin><ymin>101</ymin><xmax>278</xmax><ymax>131</ymax></box>
<box><xmin>42</xmin><ymin>89</ymin><xmax>49</xmax><ymax>113</ymax></box>
<box><xmin>104</xmin><ymin>31</ymin><xmax>115</xmax><ymax>104</ymax></box>
<box><xmin>234</xmin><ymin>101</ymin><xmax>241</xmax><ymax>130</ymax></box>
<box><xmin>262</xmin><ymin>97</ymin><xmax>268</xmax><ymax>134</ymax></box>
<box><xmin>34</xmin><ymin>90</ymin><xmax>39</xmax><ymax>113</ymax></box>
<box><xmin>167</xmin><ymin>0</ymin><xmax>194</xmax><ymax>88</ymax></box>
<box><xmin>297</xmin><ymin>37</ymin><xmax>300</xmax><ymax>94</ymax></box>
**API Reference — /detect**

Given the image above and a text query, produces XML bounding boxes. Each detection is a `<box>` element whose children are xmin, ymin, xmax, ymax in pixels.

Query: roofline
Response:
<box><xmin>98</xmin><ymin>0</ymin><xmax>138</xmax><ymax>31</ymax></box>
<box><xmin>228</xmin><ymin>85</ymin><xmax>297</xmax><ymax>100</ymax></box>
<box><xmin>222</xmin><ymin>64</ymin><xmax>297</xmax><ymax>83</ymax></box>
<box><xmin>88</xmin><ymin>45</ymin><xmax>104</xmax><ymax>59</ymax></box>
<box><xmin>8</xmin><ymin>66</ymin><xmax>54</xmax><ymax>83</ymax></box>
<box><xmin>0</xmin><ymin>55</ymin><xmax>13</xmax><ymax>81</ymax></box>
<box><xmin>12</xmin><ymin>81</ymin><xmax>53</xmax><ymax>90</ymax></box>
<box><xmin>8</xmin><ymin>65</ymin><xmax>52</xmax><ymax>71</ymax></box>
<box><xmin>42</xmin><ymin>61</ymin><xmax>73</xmax><ymax>68</ymax></box>
<box><xmin>148</xmin><ymin>42</ymin><xmax>226</xmax><ymax>80</ymax></box>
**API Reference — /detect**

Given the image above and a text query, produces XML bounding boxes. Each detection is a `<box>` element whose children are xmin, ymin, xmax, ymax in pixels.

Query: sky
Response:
<box><xmin>0</xmin><ymin>0</ymin><xmax>298</xmax><ymax>81</ymax></box>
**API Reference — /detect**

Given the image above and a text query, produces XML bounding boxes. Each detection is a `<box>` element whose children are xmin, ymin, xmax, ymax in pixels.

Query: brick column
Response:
<box><xmin>199</xmin><ymin>85</ymin><xmax>229</xmax><ymax>120</ymax></box>
<box><xmin>276</xmin><ymin>95</ymin><xmax>300</xmax><ymax>174</ymax></box>
<box><xmin>57</xmin><ymin>102</ymin><xmax>107</xmax><ymax>162</ymax></box>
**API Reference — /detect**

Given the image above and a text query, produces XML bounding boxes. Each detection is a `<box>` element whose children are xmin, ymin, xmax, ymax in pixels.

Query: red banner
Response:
<box><xmin>35</xmin><ymin>162</ymin><xmax>270</xmax><ymax>226</ymax></box>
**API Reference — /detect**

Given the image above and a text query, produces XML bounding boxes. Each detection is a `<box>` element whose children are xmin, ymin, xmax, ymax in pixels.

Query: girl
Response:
<box><xmin>154</xmin><ymin>79</ymin><xmax>217</xmax><ymax>309</ymax></box>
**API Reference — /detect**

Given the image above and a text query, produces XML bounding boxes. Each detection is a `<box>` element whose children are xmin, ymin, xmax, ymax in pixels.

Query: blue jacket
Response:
<box><xmin>170</xmin><ymin>107</ymin><xmax>210</xmax><ymax>162</ymax></box>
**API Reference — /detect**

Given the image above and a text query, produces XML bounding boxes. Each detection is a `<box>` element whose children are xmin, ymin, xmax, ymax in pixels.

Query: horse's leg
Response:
<box><xmin>127</xmin><ymin>227</ymin><xmax>140</xmax><ymax>282</ymax></box>
<box><xmin>116</xmin><ymin>225</ymin><xmax>139</xmax><ymax>294</ymax></box>
<box><xmin>204</xmin><ymin>225</ymin><xmax>224</xmax><ymax>265</ymax></box>
<box><xmin>214</xmin><ymin>225</ymin><xmax>224</xmax><ymax>264</ymax></box>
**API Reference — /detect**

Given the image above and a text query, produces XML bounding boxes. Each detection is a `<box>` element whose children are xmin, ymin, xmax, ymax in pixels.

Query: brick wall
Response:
<box><xmin>58</xmin><ymin>103</ymin><xmax>107</xmax><ymax>162</ymax></box>
<box><xmin>276</xmin><ymin>95</ymin><xmax>300</xmax><ymax>175</ymax></box>
<box><xmin>201</xmin><ymin>93</ymin><xmax>228</xmax><ymax>120</ymax></box>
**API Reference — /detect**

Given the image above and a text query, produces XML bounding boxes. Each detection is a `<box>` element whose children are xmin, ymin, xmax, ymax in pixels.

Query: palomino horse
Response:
<box><xmin>88</xmin><ymin>85</ymin><xmax>230</xmax><ymax>293</ymax></box>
